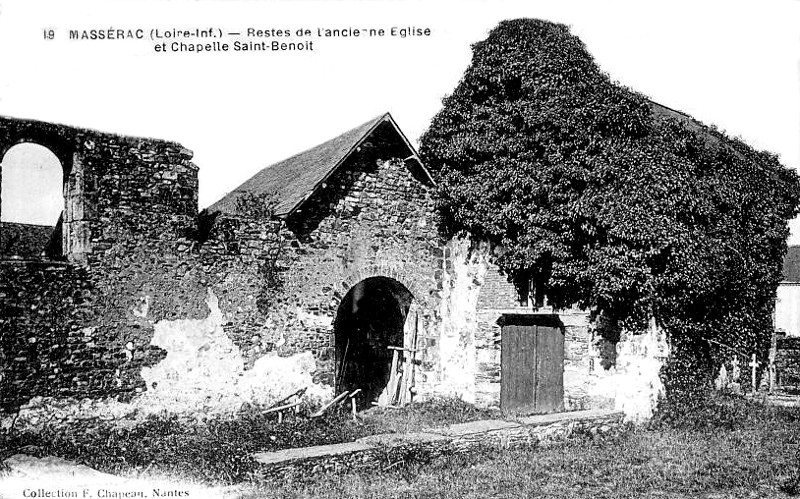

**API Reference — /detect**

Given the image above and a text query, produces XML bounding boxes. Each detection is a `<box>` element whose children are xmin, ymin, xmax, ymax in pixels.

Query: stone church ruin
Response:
<box><xmin>1</xmin><ymin>112</ymin><xmax>669</xmax><ymax>424</ymax></box>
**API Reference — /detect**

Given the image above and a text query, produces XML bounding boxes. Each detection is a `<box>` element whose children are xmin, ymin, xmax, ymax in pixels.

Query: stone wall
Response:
<box><xmin>274</xmin><ymin>149</ymin><xmax>444</xmax><ymax>392</ymax></box>
<box><xmin>1</xmin><ymin>114</ymin><xmax>669</xmax><ymax>422</ymax></box>
<box><xmin>775</xmin><ymin>334</ymin><xmax>800</xmax><ymax>392</ymax></box>
<box><xmin>476</xmin><ymin>265</ymin><xmax>521</xmax><ymax>309</ymax></box>
<box><xmin>0</xmin><ymin>115</ymin><xmax>196</xmax><ymax>264</ymax></box>
<box><xmin>254</xmin><ymin>409</ymin><xmax>625</xmax><ymax>481</ymax></box>
<box><xmin>0</xmin><ymin>207</ymin><xmax>311</xmax><ymax>414</ymax></box>
<box><xmin>465</xmin><ymin>259</ymin><xmax>668</xmax><ymax>420</ymax></box>
<box><xmin>0</xmin><ymin>116</ymin><xmax>287</xmax><ymax>413</ymax></box>
<box><xmin>586</xmin><ymin>321</ymin><xmax>669</xmax><ymax>421</ymax></box>
<box><xmin>0</xmin><ymin>117</ymin><xmax>204</xmax><ymax>411</ymax></box>
<box><xmin>1</xmin><ymin>118</ymin><xmax>450</xmax><ymax>415</ymax></box>
<box><xmin>1</xmin><ymin>261</ymin><xmax>109</xmax><ymax>411</ymax></box>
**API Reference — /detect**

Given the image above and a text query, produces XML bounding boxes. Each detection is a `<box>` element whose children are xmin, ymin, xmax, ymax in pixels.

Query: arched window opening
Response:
<box><xmin>0</xmin><ymin>143</ymin><xmax>65</xmax><ymax>260</ymax></box>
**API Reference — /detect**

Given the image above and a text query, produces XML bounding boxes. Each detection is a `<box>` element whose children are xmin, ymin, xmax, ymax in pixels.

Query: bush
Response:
<box><xmin>419</xmin><ymin>17</ymin><xmax>800</xmax><ymax>396</ymax></box>
<box><xmin>649</xmin><ymin>391</ymin><xmax>800</xmax><ymax>431</ymax></box>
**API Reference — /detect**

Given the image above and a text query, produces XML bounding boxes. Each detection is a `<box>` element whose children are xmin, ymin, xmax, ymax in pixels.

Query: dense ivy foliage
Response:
<box><xmin>419</xmin><ymin>19</ymin><xmax>800</xmax><ymax>395</ymax></box>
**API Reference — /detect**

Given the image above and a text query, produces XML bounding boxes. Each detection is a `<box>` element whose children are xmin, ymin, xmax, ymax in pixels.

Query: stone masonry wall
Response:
<box><xmin>256</xmin><ymin>410</ymin><xmax>624</xmax><ymax>482</ymax></box>
<box><xmin>0</xmin><ymin>117</ymin><xmax>292</xmax><ymax>413</ymax></box>
<box><xmin>0</xmin><ymin>116</ymin><xmax>197</xmax><ymax>264</ymax></box>
<box><xmin>469</xmin><ymin>260</ymin><xmax>668</xmax><ymax>420</ymax></box>
<box><xmin>1</xmin><ymin>120</ymin><xmax>451</xmax><ymax>415</ymax></box>
<box><xmin>0</xmin><ymin>205</ymin><xmax>305</xmax><ymax>413</ymax></box>
<box><xmin>276</xmin><ymin>148</ymin><xmax>444</xmax><ymax>392</ymax></box>
<box><xmin>1</xmin><ymin>115</ymin><xmax>667</xmax><ymax>420</ymax></box>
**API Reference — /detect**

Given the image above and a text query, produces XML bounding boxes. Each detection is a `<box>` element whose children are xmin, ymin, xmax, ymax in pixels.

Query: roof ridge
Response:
<box><xmin>262</xmin><ymin>113</ymin><xmax>389</xmax><ymax>172</ymax></box>
<box><xmin>284</xmin><ymin>113</ymin><xmax>391</xmax><ymax>216</ymax></box>
<box><xmin>208</xmin><ymin>112</ymin><xmax>422</xmax><ymax>218</ymax></box>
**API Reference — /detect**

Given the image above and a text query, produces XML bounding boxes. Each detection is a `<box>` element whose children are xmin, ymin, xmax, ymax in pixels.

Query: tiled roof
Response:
<box><xmin>0</xmin><ymin>222</ymin><xmax>55</xmax><ymax>259</ymax></box>
<box><xmin>208</xmin><ymin>113</ymin><xmax>428</xmax><ymax>218</ymax></box>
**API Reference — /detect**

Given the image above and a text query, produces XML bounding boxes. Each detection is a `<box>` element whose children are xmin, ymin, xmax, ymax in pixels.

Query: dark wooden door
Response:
<box><xmin>501</xmin><ymin>323</ymin><xmax>564</xmax><ymax>414</ymax></box>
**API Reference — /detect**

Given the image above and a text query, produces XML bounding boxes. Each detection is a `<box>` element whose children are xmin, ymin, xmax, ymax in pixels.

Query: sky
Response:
<box><xmin>1</xmin><ymin>0</ymin><xmax>799</xmax><ymax>237</ymax></box>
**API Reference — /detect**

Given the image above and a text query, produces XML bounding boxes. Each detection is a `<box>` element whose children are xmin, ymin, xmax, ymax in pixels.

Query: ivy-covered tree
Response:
<box><xmin>419</xmin><ymin>18</ymin><xmax>800</xmax><ymax>396</ymax></box>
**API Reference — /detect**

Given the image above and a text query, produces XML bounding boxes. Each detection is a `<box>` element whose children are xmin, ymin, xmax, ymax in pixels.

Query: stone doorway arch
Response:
<box><xmin>334</xmin><ymin>275</ymin><xmax>420</xmax><ymax>408</ymax></box>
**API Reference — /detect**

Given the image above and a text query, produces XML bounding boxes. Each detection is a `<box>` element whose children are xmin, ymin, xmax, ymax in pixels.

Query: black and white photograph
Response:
<box><xmin>1</xmin><ymin>0</ymin><xmax>799</xmax><ymax>497</ymax></box>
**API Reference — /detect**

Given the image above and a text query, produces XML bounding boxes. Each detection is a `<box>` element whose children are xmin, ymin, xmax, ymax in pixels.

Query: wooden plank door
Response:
<box><xmin>534</xmin><ymin>325</ymin><xmax>564</xmax><ymax>413</ymax></box>
<box><xmin>500</xmin><ymin>323</ymin><xmax>564</xmax><ymax>414</ymax></box>
<box><xmin>500</xmin><ymin>324</ymin><xmax>537</xmax><ymax>412</ymax></box>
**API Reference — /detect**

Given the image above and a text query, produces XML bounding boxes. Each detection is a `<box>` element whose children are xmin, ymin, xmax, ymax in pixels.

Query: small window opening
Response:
<box><xmin>515</xmin><ymin>276</ymin><xmax>546</xmax><ymax>309</ymax></box>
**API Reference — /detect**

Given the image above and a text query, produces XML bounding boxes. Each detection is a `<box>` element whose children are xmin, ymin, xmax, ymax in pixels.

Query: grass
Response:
<box><xmin>0</xmin><ymin>397</ymin><xmax>495</xmax><ymax>484</ymax></box>
<box><xmin>3</xmin><ymin>394</ymin><xmax>800</xmax><ymax>497</ymax></box>
<box><xmin>358</xmin><ymin>396</ymin><xmax>498</xmax><ymax>433</ymax></box>
<box><xmin>241</xmin><ymin>430</ymin><xmax>799</xmax><ymax>498</ymax></box>
<box><xmin>236</xmin><ymin>395</ymin><xmax>800</xmax><ymax>498</ymax></box>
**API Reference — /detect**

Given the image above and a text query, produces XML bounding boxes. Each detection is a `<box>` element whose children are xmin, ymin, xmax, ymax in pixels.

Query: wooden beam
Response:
<box><xmin>388</xmin><ymin>346</ymin><xmax>420</xmax><ymax>353</ymax></box>
<box><xmin>267</xmin><ymin>387</ymin><xmax>307</xmax><ymax>410</ymax></box>
<box><xmin>310</xmin><ymin>391</ymin><xmax>350</xmax><ymax>418</ymax></box>
<box><xmin>263</xmin><ymin>400</ymin><xmax>302</xmax><ymax>415</ymax></box>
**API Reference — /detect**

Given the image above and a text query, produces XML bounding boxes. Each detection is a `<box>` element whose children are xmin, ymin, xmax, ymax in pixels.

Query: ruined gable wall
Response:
<box><xmin>0</xmin><ymin>116</ymin><xmax>197</xmax><ymax>263</ymax></box>
<box><xmin>0</xmin><ymin>123</ymin><xmax>292</xmax><ymax>414</ymax></box>
<box><xmin>0</xmin><ymin>127</ymin><xmax>207</xmax><ymax>411</ymax></box>
<box><xmin>70</xmin><ymin>134</ymin><xmax>197</xmax><ymax>264</ymax></box>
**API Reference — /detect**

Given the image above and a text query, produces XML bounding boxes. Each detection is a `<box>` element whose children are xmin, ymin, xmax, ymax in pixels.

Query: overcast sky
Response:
<box><xmin>1</xmin><ymin>0</ymin><xmax>799</xmax><ymax>238</ymax></box>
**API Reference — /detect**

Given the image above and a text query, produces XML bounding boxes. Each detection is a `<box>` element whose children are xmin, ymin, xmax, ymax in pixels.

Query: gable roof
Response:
<box><xmin>783</xmin><ymin>246</ymin><xmax>800</xmax><ymax>283</ymax></box>
<box><xmin>208</xmin><ymin>112</ymin><xmax>432</xmax><ymax>218</ymax></box>
<box><xmin>649</xmin><ymin>100</ymin><xmax>761</xmax><ymax>165</ymax></box>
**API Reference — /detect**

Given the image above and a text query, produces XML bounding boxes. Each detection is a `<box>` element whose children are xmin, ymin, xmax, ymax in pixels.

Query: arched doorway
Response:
<box><xmin>334</xmin><ymin>276</ymin><xmax>415</xmax><ymax>408</ymax></box>
<box><xmin>0</xmin><ymin>143</ymin><xmax>65</xmax><ymax>259</ymax></box>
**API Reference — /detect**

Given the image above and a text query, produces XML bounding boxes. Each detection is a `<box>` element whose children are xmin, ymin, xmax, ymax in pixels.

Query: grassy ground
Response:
<box><xmin>0</xmin><ymin>397</ymin><xmax>495</xmax><ymax>483</ymax></box>
<box><xmin>359</xmin><ymin>396</ymin><xmax>498</xmax><ymax>434</ymax></box>
<box><xmin>238</xmin><ymin>397</ymin><xmax>800</xmax><ymax>498</ymax></box>
<box><xmin>240</xmin><ymin>428</ymin><xmax>799</xmax><ymax>498</ymax></box>
<box><xmin>3</xmin><ymin>395</ymin><xmax>799</xmax><ymax>497</ymax></box>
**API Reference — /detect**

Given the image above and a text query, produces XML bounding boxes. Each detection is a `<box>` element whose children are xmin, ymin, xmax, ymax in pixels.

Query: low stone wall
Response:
<box><xmin>253</xmin><ymin>409</ymin><xmax>623</xmax><ymax>481</ymax></box>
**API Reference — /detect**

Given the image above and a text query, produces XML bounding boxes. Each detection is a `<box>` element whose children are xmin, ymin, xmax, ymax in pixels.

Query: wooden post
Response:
<box><xmin>749</xmin><ymin>354</ymin><xmax>759</xmax><ymax>392</ymax></box>
<box><xmin>404</xmin><ymin>308</ymin><xmax>419</xmax><ymax>405</ymax></box>
<box><xmin>378</xmin><ymin>348</ymin><xmax>401</xmax><ymax>406</ymax></box>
